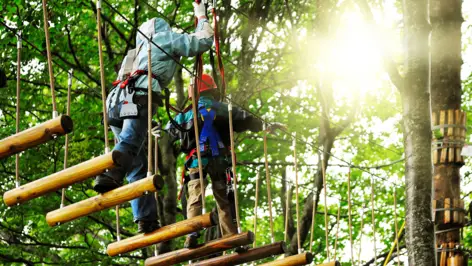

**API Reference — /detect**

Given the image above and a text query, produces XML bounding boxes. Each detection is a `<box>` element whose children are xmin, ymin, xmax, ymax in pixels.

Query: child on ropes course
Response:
<box><xmin>165</xmin><ymin>74</ymin><xmax>285</xmax><ymax>251</ymax></box>
<box><xmin>92</xmin><ymin>2</ymin><xmax>213</xmax><ymax>234</ymax></box>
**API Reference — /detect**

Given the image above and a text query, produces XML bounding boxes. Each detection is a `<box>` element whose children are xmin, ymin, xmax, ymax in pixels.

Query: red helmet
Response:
<box><xmin>188</xmin><ymin>74</ymin><xmax>217</xmax><ymax>98</ymax></box>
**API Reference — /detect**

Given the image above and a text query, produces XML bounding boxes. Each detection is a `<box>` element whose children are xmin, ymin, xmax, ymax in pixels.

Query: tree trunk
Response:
<box><xmin>401</xmin><ymin>0</ymin><xmax>435</xmax><ymax>264</ymax></box>
<box><xmin>429</xmin><ymin>0</ymin><xmax>464</xmax><ymax>264</ymax></box>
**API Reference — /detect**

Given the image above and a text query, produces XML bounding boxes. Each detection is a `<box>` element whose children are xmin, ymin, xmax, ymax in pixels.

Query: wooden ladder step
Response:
<box><xmin>3</xmin><ymin>150</ymin><xmax>125</xmax><ymax>206</ymax></box>
<box><xmin>144</xmin><ymin>231</ymin><xmax>254</xmax><ymax>266</ymax></box>
<box><xmin>46</xmin><ymin>174</ymin><xmax>163</xmax><ymax>226</ymax></box>
<box><xmin>192</xmin><ymin>241</ymin><xmax>286</xmax><ymax>266</ymax></box>
<box><xmin>107</xmin><ymin>212</ymin><xmax>218</xmax><ymax>256</ymax></box>
<box><xmin>0</xmin><ymin>115</ymin><xmax>73</xmax><ymax>160</ymax></box>
<box><xmin>258</xmin><ymin>253</ymin><xmax>314</xmax><ymax>266</ymax></box>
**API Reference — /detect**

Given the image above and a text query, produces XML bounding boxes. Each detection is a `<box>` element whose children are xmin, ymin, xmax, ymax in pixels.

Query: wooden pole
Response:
<box><xmin>347</xmin><ymin>168</ymin><xmax>354</xmax><ymax>263</ymax></box>
<box><xmin>228</xmin><ymin>94</ymin><xmax>241</xmax><ymax>232</ymax></box>
<box><xmin>309</xmin><ymin>193</ymin><xmax>316</xmax><ymax>252</ymax></box>
<box><xmin>147</xmin><ymin>38</ymin><xmax>153</xmax><ymax>176</ymax></box>
<box><xmin>316</xmin><ymin>261</ymin><xmax>341</xmax><ymax>266</ymax></box>
<box><xmin>321</xmin><ymin>159</ymin><xmax>330</xmax><ymax>260</ymax></box>
<box><xmin>144</xmin><ymin>231</ymin><xmax>254</xmax><ymax>266</ymax></box>
<box><xmin>259</xmin><ymin>252</ymin><xmax>313</xmax><ymax>266</ymax></box>
<box><xmin>0</xmin><ymin>115</ymin><xmax>73</xmax><ymax>160</ymax></box>
<box><xmin>3</xmin><ymin>150</ymin><xmax>121</xmax><ymax>206</ymax></box>
<box><xmin>253</xmin><ymin>171</ymin><xmax>260</xmax><ymax>247</ymax></box>
<box><xmin>107</xmin><ymin>212</ymin><xmax>217</xmax><ymax>256</ymax></box>
<box><xmin>192</xmin><ymin>241</ymin><xmax>286</xmax><ymax>266</ymax></box>
<box><xmin>96</xmin><ymin>0</ymin><xmax>109</xmax><ymax>152</ymax></box>
<box><xmin>293</xmin><ymin>134</ymin><xmax>301</xmax><ymax>253</ymax></box>
<box><xmin>46</xmin><ymin>175</ymin><xmax>161</xmax><ymax>226</ymax></box>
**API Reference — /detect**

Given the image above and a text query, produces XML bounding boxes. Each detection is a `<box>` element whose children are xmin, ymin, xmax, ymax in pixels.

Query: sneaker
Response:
<box><xmin>234</xmin><ymin>245</ymin><xmax>250</xmax><ymax>253</ymax></box>
<box><xmin>93</xmin><ymin>174</ymin><xmax>122</xmax><ymax>193</ymax></box>
<box><xmin>137</xmin><ymin>220</ymin><xmax>160</xmax><ymax>234</ymax></box>
<box><xmin>184</xmin><ymin>235</ymin><xmax>199</xmax><ymax>248</ymax></box>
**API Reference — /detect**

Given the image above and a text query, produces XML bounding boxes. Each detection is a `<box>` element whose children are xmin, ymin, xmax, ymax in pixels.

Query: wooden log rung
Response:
<box><xmin>46</xmin><ymin>175</ymin><xmax>163</xmax><ymax>226</ymax></box>
<box><xmin>3</xmin><ymin>150</ymin><xmax>126</xmax><ymax>206</ymax></box>
<box><xmin>192</xmin><ymin>241</ymin><xmax>286</xmax><ymax>266</ymax></box>
<box><xmin>144</xmin><ymin>231</ymin><xmax>254</xmax><ymax>266</ymax></box>
<box><xmin>0</xmin><ymin>115</ymin><xmax>73</xmax><ymax>160</ymax></box>
<box><xmin>107</xmin><ymin>212</ymin><xmax>218</xmax><ymax>256</ymax></box>
<box><xmin>258</xmin><ymin>253</ymin><xmax>314</xmax><ymax>266</ymax></box>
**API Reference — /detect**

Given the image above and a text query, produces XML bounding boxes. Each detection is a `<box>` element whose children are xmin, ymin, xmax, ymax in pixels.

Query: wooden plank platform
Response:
<box><xmin>192</xmin><ymin>241</ymin><xmax>286</xmax><ymax>266</ymax></box>
<box><xmin>144</xmin><ymin>231</ymin><xmax>254</xmax><ymax>266</ymax></box>
<box><xmin>259</xmin><ymin>253</ymin><xmax>314</xmax><ymax>266</ymax></box>
<box><xmin>107</xmin><ymin>212</ymin><xmax>218</xmax><ymax>256</ymax></box>
<box><xmin>46</xmin><ymin>175</ymin><xmax>162</xmax><ymax>226</ymax></box>
<box><xmin>3</xmin><ymin>150</ymin><xmax>124</xmax><ymax>206</ymax></box>
<box><xmin>0</xmin><ymin>115</ymin><xmax>73</xmax><ymax>160</ymax></box>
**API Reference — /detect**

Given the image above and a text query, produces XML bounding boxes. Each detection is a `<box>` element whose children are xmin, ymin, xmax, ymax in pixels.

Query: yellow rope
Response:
<box><xmin>383</xmin><ymin>221</ymin><xmax>405</xmax><ymax>266</ymax></box>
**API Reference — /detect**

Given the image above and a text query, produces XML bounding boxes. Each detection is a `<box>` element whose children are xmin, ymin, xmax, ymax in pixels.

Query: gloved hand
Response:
<box><xmin>151</xmin><ymin>122</ymin><xmax>162</xmax><ymax>138</ymax></box>
<box><xmin>193</xmin><ymin>2</ymin><xmax>206</xmax><ymax>18</ymax></box>
<box><xmin>266</xmin><ymin>122</ymin><xmax>287</xmax><ymax>134</ymax></box>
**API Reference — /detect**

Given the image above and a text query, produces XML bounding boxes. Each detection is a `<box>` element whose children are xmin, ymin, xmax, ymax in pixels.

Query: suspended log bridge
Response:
<box><xmin>144</xmin><ymin>231</ymin><xmax>254</xmax><ymax>266</ymax></box>
<box><xmin>259</xmin><ymin>253</ymin><xmax>314</xmax><ymax>266</ymax></box>
<box><xmin>192</xmin><ymin>241</ymin><xmax>286</xmax><ymax>266</ymax></box>
<box><xmin>46</xmin><ymin>174</ymin><xmax>163</xmax><ymax>226</ymax></box>
<box><xmin>0</xmin><ymin>115</ymin><xmax>73</xmax><ymax>160</ymax></box>
<box><xmin>3</xmin><ymin>150</ymin><xmax>126</xmax><ymax>206</ymax></box>
<box><xmin>107</xmin><ymin>211</ymin><xmax>218</xmax><ymax>256</ymax></box>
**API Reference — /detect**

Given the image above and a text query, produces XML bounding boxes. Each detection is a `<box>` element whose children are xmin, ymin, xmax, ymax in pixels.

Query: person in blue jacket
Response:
<box><xmin>93</xmin><ymin>2</ymin><xmax>214</xmax><ymax>234</ymax></box>
<box><xmin>166</xmin><ymin>74</ymin><xmax>285</xmax><ymax>250</ymax></box>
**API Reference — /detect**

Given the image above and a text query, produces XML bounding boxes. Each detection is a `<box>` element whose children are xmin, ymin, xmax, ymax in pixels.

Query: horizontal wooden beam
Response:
<box><xmin>0</xmin><ymin>115</ymin><xmax>73</xmax><ymax>160</ymax></box>
<box><xmin>144</xmin><ymin>231</ymin><xmax>254</xmax><ymax>266</ymax></box>
<box><xmin>3</xmin><ymin>150</ymin><xmax>124</xmax><ymax>206</ymax></box>
<box><xmin>107</xmin><ymin>211</ymin><xmax>218</xmax><ymax>256</ymax></box>
<box><xmin>46</xmin><ymin>175</ymin><xmax>162</xmax><ymax>226</ymax></box>
<box><xmin>192</xmin><ymin>241</ymin><xmax>286</xmax><ymax>266</ymax></box>
<box><xmin>259</xmin><ymin>252</ymin><xmax>313</xmax><ymax>266</ymax></box>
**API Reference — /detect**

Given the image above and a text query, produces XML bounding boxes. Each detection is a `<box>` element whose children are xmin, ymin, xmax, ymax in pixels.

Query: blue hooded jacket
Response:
<box><xmin>133</xmin><ymin>17</ymin><xmax>214</xmax><ymax>94</ymax></box>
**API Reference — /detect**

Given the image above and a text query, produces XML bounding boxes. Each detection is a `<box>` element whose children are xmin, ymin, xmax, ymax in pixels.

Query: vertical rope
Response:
<box><xmin>284</xmin><ymin>167</ymin><xmax>290</xmax><ymax>243</ymax></box>
<box><xmin>41</xmin><ymin>0</ymin><xmax>58</xmax><ymax>117</ymax></box>
<box><xmin>263</xmin><ymin>124</ymin><xmax>275</xmax><ymax>243</ymax></box>
<box><xmin>96</xmin><ymin>0</ymin><xmax>110</xmax><ymax>153</ymax></box>
<box><xmin>15</xmin><ymin>32</ymin><xmax>21</xmax><ymax>188</ymax></box>
<box><xmin>371</xmin><ymin>175</ymin><xmax>377</xmax><ymax>264</ymax></box>
<box><xmin>394</xmin><ymin>187</ymin><xmax>400</xmax><ymax>266</ymax></box>
<box><xmin>321</xmin><ymin>158</ymin><xmax>330</xmax><ymax>260</ymax></box>
<box><xmin>357</xmin><ymin>203</ymin><xmax>366</xmax><ymax>266</ymax></box>
<box><xmin>191</xmin><ymin>77</ymin><xmax>206</xmax><ymax>214</ymax></box>
<box><xmin>228</xmin><ymin>94</ymin><xmax>241</xmax><ymax>232</ymax></box>
<box><xmin>309</xmin><ymin>192</ymin><xmax>316</xmax><ymax>252</ymax></box>
<box><xmin>293</xmin><ymin>134</ymin><xmax>301</xmax><ymax>253</ymax></box>
<box><xmin>347</xmin><ymin>168</ymin><xmax>354</xmax><ymax>263</ymax></box>
<box><xmin>333</xmin><ymin>202</ymin><xmax>341</xmax><ymax>261</ymax></box>
<box><xmin>147</xmin><ymin>39</ymin><xmax>153</xmax><ymax>177</ymax></box>
<box><xmin>253</xmin><ymin>171</ymin><xmax>260</xmax><ymax>248</ymax></box>
<box><xmin>60</xmin><ymin>70</ymin><xmax>73</xmax><ymax>208</ymax></box>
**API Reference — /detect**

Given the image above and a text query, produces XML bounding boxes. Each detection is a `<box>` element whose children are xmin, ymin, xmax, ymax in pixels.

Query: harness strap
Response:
<box><xmin>199</xmin><ymin>107</ymin><xmax>224</xmax><ymax>156</ymax></box>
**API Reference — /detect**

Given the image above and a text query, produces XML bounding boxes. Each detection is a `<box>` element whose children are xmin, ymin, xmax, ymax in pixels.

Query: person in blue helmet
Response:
<box><xmin>93</xmin><ymin>2</ymin><xmax>213</xmax><ymax>234</ymax></box>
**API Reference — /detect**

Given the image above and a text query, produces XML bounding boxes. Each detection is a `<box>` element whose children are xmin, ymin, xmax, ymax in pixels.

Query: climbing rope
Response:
<box><xmin>357</xmin><ymin>203</ymin><xmax>366</xmax><ymax>265</ymax></box>
<box><xmin>15</xmin><ymin>33</ymin><xmax>21</xmax><ymax>188</ymax></box>
<box><xmin>293</xmin><ymin>133</ymin><xmax>301</xmax><ymax>253</ymax></box>
<box><xmin>321</xmin><ymin>158</ymin><xmax>330</xmax><ymax>260</ymax></box>
<box><xmin>210</xmin><ymin>2</ymin><xmax>226</xmax><ymax>98</ymax></box>
<box><xmin>309</xmin><ymin>192</ymin><xmax>316</xmax><ymax>252</ymax></box>
<box><xmin>371</xmin><ymin>175</ymin><xmax>377</xmax><ymax>264</ymax></box>
<box><xmin>253</xmin><ymin>171</ymin><xmax>260</xmax><ymax>248</ymax></box>
<box><xmin>333</xmin><ymin>202</ymin><xmax>341</xmax><ymax>261</ymax></box>
<box><xmin>228</xmin><ymin>94</ymin><xmax>242</xmax><ymax>232</ymax></box>
<box><xmin>284</xmin><ymin>168</ymin><xmax>290</xmax><ymax>243</ymax></box>
<box><xmin>60</xmin><ymin>70</ymin><xmax>73</xmax><ymax>208</ymax></box>
<box><xmin>393</xmin><ymin>187</ymin><xmax>400</xmax><ymax>266</ymax></box>
<box><xmin>347</xmin><ymin>168</ymin><xmax>354</xmax><ymax>263</ymax></box>
<box><xmin>41</xmin><ymin>0</ymin><xmax>58</xmax><ymax>118</ymax></box>
<box><xmin>263</xmin><ymin>123</ymin><xmax>275</xmax><ymax>243</ymax></box>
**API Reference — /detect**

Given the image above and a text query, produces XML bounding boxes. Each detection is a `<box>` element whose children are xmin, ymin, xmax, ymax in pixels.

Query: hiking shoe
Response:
<box><xmin>137</xmin><ymin>220</ymin><xmax>160</xmax><ymax>234</ymax></box>
<box><xmin>234</xmin><ymin>245</ymin><xmax>250</xmax><ymax>253</ymax></box>
<box><xmin>93</xmin><ymin>174</ymin><xmax>122</xmax><ymax>193</ymax></box>
<box><xmin>184</xmin><ymin>235</ymin><xmax>199</xmax><ymax>248</ymax></box>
